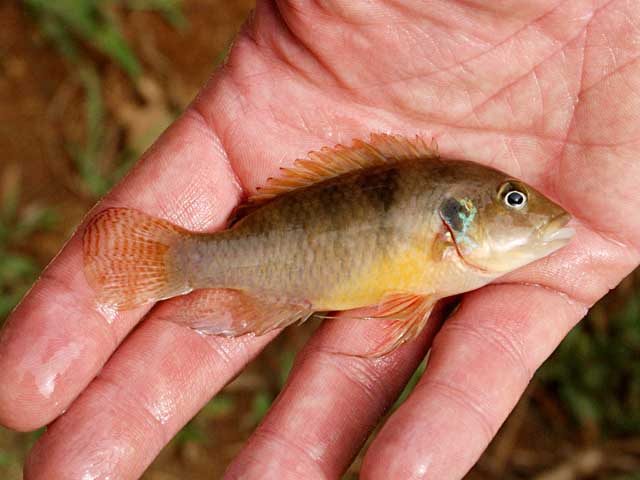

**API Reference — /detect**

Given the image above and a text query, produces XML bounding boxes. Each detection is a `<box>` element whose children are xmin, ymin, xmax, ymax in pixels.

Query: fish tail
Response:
<box><xmin>83</xmin><ymin>207</ymin><xmax>192</xmax><ymax>309</ymax></box>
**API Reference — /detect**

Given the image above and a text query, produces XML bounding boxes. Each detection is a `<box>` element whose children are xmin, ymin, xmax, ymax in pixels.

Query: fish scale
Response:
<box><xmin>83</xmin><ymin>134</ymin><xmax>573</xmax><ymax>355</ymax></box>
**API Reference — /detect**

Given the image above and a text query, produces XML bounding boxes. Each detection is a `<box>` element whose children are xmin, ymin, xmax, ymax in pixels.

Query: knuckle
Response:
<box><xmin>421</xmin><ymin>376</ymin><xmax>497</xmax><ymax>444</ymax></box>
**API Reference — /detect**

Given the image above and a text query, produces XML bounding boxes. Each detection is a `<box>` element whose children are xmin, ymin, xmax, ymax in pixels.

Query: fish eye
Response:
<box><xmin>504</xmin><ymin>190</ymin><xmax>527</xmax><ymax>209</ymax></box>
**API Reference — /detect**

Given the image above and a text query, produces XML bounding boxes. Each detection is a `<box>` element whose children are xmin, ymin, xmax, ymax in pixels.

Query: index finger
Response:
<box><xmin>0</xmin><ymin>109</ymin><xmax>241</xmax><ymax>431</ymax></box>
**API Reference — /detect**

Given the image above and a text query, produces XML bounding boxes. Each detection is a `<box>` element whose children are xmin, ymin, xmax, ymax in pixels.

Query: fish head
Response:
<box><xmin>439</xmin><ymin>173</ymin><xmax>574</xmax><ymax>274</ymax></box>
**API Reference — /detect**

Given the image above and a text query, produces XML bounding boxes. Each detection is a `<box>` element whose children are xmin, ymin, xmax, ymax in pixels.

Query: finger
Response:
<box><xmin>360</xmin><ymin>284</ymin><xmax>588</xmax><ymax>479</ymax></box>
<box><xmin>0</xmin><ymin>109</ymin><xmax>241</xmax><ymax>431</ymax></box>
<box><xmin>23</xmin><ymin>310</ymin><xmax>277</xmax><ymax>480</ymax></box>
<box><xmin>222</xmin><ymin>228</ymin><xmax>601</xmax><ymax>478</ymax></box>
<box><xmin>223</xmin><ymin>302</ymin><xmax>453</xmax><ymax>479</ymax></box>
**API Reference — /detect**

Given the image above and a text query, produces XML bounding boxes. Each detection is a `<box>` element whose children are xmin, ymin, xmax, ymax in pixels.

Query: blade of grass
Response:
<box><xmin>124</xmin><ymin>0</ymin><xmax>187</xmax><ymax>29</ymax></box>
<box><xmin>25</xmin><ymin>0</ymin><xmax>141</xmax><ymax>77</ymax></box>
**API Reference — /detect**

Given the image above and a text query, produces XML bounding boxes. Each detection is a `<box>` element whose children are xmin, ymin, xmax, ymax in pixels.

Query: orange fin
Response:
<box><xmin>154</xmin><ymin>288</ymin><xmax>314</xmax><ymax>336</ymax></box>
<box><xmin>321</xmin><ymin>293</ymin><xmax>434</xmax><ymax>357</ymax></box>
<box><xmin>83</xmin><ymin>208</ymin><xmax>192</xmax><ymax>309</ymax></box>
<box><xmin>248</xmin><ymin>133</ymin><xmax>438</xmax><ymax>206</ymax></box>
<box><xmin>367</xmin><ymin>293</ymin><xmax>435</xmax><ymax>357</ymax></box>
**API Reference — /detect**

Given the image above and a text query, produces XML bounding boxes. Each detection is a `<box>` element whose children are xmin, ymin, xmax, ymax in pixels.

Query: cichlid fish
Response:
<box><xmin>83</xmin><ymin>134</ymin><xmax>574</xmax><ymax>355</ymax></box>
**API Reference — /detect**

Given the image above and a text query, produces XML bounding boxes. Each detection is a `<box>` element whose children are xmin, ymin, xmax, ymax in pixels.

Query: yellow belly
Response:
<box><xmin>316</xmin><ymin>243</ymin><xmax>433</xmax><ymax>310</ymax></box>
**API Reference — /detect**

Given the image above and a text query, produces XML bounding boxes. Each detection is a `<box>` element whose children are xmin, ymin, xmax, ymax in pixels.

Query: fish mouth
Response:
<box><xmin>540</xmin><ymin>213</ymin><xmax>575</xmax><ymax>245</ymax></box>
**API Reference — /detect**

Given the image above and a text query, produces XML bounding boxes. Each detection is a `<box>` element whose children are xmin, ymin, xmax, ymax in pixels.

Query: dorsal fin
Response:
<box><xmin>248</xmin><ymin>133</ymin><xmax>438</xmax><ymax>205</ymax></box>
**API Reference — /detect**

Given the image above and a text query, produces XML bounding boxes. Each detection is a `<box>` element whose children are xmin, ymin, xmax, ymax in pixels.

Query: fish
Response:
<box><xmin>83</xmin><ymin>134</ymin><xmax>574</xmax><ymax>355</ymax></box>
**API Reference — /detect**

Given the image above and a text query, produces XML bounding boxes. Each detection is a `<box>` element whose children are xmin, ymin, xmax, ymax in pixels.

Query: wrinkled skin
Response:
<box><xmin>1</xmin><ymin>1</ymin><xmax>639</xmax><ymax>478</ymax></box>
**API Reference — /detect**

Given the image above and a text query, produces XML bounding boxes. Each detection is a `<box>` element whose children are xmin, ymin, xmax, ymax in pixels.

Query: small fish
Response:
<box><xmin>83</xmin><ymin>134</ymin><xmax>574</xmax><ymax>355</ymax></box>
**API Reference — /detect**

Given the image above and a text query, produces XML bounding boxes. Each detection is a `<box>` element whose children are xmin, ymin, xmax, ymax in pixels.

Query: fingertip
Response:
<box><xmin>0</xmin><ymin>295</ymin><xmax>107</xmax><ymax>431</ymax></box>
<box><xmin>0</xmin><ymin>403</ymin><xmax>44</xmax><ymax>432</ymax></box>
<box><xmin>0</xmin><ymin>319</ymin><xmax>59</xmax><ymax>432</ymax></box>
<box><xmin>0</xmin><ymin>366</ymin><xmax>66</xmax><ymax>432</ymax></box>
<box><xmin>23</xmin><ymin>413</ymin><xmax>142</xmax><ymax>480</ymax></box>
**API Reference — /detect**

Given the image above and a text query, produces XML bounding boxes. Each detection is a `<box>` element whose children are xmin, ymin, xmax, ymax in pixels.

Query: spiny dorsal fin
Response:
<box><xmin>248</xmin><ymin>133</ymin><xmax>438</xmax><ymax>205</ymax></box>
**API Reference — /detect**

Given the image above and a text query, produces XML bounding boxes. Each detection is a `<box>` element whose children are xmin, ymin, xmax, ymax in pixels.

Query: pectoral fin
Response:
<box><xmin>154</xmin><ymin>288</ymin><xmax>313</xmax><ymax>336</ymax></box>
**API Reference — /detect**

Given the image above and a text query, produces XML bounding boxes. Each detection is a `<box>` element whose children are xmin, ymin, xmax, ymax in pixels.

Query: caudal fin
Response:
<box><xmin>83</xmin><ymin>207</ymin><xmax>192</xmax><ymax>309</ymax></box>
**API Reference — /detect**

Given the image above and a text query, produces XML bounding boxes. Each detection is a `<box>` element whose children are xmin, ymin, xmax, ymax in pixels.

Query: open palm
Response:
<box><xmin>1</xmin><ymin>1</ymin><xmax>639</xmax><ymax>478</ymax></box>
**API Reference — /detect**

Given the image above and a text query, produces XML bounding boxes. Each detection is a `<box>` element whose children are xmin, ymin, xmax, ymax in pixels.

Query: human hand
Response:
<box><xmin>1</xmin><ymin>0</ymin><xmax>639</xmax><ymax>478</ymax></box>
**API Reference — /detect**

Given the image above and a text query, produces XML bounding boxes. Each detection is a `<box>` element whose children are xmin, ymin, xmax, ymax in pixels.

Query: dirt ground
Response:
<box><xmin>1</xmin><ymin>1</ymin><xmax>639</xmax><ymax>479</ymax></box>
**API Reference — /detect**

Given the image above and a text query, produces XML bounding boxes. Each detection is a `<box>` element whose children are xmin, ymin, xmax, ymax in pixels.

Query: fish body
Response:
<box><xmin>84</xmin><ymin>134</ymin><xmax>573</xmax><ymax>354</ymax></box>
<box><xmin>187</xmin><ymin>160</ymin><xmax>495</xmax><ymax>309</ymax></box>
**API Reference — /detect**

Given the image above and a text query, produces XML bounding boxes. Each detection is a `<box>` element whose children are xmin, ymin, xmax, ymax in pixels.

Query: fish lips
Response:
<box><xmin>540</xmin><ymin>213</ymin><xmax>575</xmax><ymax>246</ymax></box>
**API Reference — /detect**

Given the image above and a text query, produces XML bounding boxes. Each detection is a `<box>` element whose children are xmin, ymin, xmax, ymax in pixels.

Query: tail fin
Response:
<box><xmin>83</xmin><ymin>207</ymin><xmax>192</xmax><ymax>309</ymax></box>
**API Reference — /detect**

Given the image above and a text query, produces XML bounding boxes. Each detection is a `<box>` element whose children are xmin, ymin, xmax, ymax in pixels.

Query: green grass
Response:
<box><xmin>614</xmin><ymin>475</ymin><xmax>640</xmax><ymax>480</ymax></box>
<box><xmin>24</xmin><ymin>0</ymin><xmax>186</xmax><ymax>78</ymax></box>
<box><xmin>201</xmin><ymin>395</ymin><xmax>236</xmax><ymax>420</ymax></box>
<box><xmin>278</xmin><ymin>348</ymin><xmax>296</xmax><ymax>388</ymax></box>
<box><xmin>68</xmin><ymin>66</ymin><xmax>111</xmax><ymax>196</ymax></box>
<box><xmin>248</xmin><ymin>391</ymin><xmax>273</xmax><ymax>427</ymax></box>
<box><xmin>126</xmin><ymin>0</ymin><xmax>187</xmax><ymax>27</ymax></box>
<box><xmin>67</xmin><ymin>65</ymin><xmax>137</xmax><ymax>197</ymax></box>
<box><xmin>539</xmin><ymin>285</ymin><xmax>640</xmax><ymax>436</ymax></box>
<box><xmin>393</xmin><ymin>356</ymin><xmax>428</xmax><ymax>410</ymax></box>
<box><xmin>24</xmin><ymin>0</ymin><xmax>185</xmax><ymax>199</ymax></box>
<box><xmin>170</xmin><ymin>394</ymin><xmax>237</xmax><ymax>446</ymax></box>
<box><xmin>173</xmin><ymin>419</ymin><xmax>206</xmax><ymax>445</ymax></box>
<box><xmin>0</xmin><ymin>167</ymin><xmax>57</xmax><ymax>320</ymax></box>
<box><xmin>0</xmin><ymin>451</ymin><xmax>16</xmax><ymax>467</ymax></box>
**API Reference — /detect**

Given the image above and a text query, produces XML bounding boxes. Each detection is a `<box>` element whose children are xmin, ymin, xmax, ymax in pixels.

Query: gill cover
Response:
<box><xmin>439</xmin><ymin>197</ymin><xmax>480</xmax><ymax>255</ymax></box>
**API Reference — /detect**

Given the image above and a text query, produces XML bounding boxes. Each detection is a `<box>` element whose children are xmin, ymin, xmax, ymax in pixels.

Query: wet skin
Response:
<box><xmin>1</xmin><ymin>1</ymin><xmax>640</xmax><ymax>479</ymax></box>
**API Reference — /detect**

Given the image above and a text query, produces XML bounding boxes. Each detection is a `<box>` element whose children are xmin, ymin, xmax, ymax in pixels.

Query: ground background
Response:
<box><xmin>1</xmin><ymin>1</ymin><xmax>639</xmax><ymax>478</ymax></box>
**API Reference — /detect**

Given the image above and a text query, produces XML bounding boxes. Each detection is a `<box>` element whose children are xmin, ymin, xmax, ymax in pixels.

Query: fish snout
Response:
<box><xmin>541</xmin><ymin>212</ymin><xmax>575</xmax><ymax>244</ymax></box>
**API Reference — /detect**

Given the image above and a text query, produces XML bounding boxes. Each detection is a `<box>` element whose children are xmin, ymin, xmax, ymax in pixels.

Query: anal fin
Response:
<box><xmin>153</xmin><ymin>288</ymin><xmax>313</xmax><ymax>337</ymax></box>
